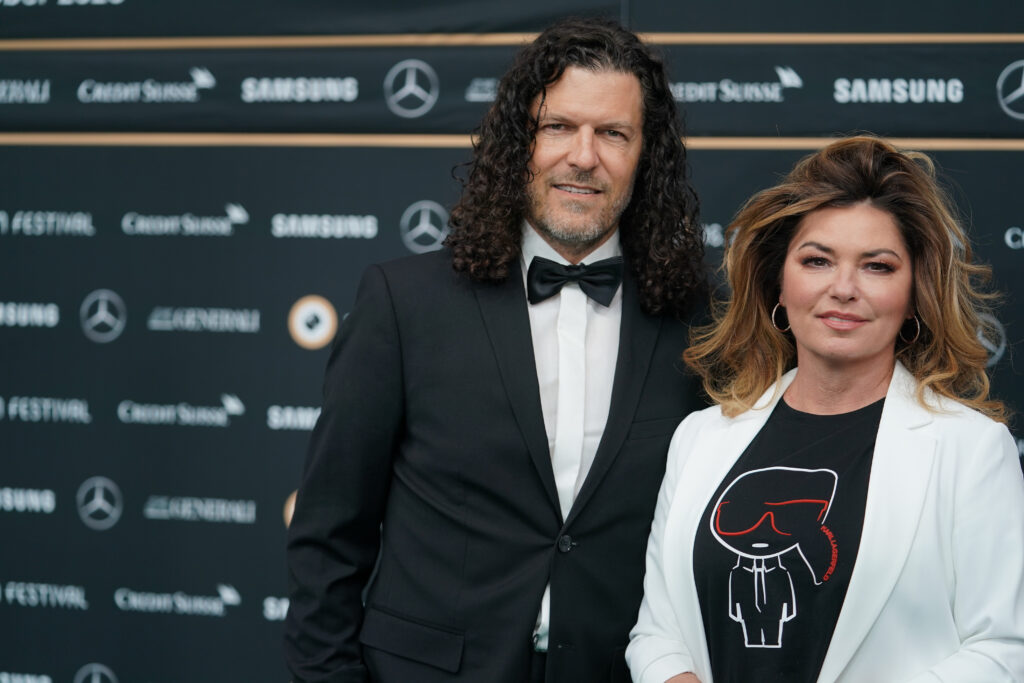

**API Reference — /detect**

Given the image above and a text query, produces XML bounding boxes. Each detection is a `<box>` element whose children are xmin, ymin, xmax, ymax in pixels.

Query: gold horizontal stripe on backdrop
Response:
<box><xmin>0</xmin><ymin>33</ymin><xmax>1023</xmax><ymax>51</ymax></box>
<box><xmin>0</xmin><ymin>133</ymin><xmax>1023</xmax><ymax>151</ymax></box>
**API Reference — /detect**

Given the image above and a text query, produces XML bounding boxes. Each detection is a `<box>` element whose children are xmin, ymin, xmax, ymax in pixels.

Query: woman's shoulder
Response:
<box><xmin>675</xmin><ymin>402</ymin><xmax>726</xmax><ymax>434</ymax></box>
<box><xmin>667</xmin><ymin>400</ymin><xmax>761</xmax><ymax>456</ymax></box>
<box><xmin>902</xmin><ymin>387</ymin><xmax>1016</xmax><ymax>466</ymax></box>
<box><xmin>892</xmin><ymin>362</ymin><xmax>1009</xmax><ymax>437</ymax></box>
<box><xmin>910</xmin><ymin>379</ymin><xmax>1006</xmax><ymax>431</ymax></box>
<box><xmin>926</xmin><ymin>397</ymin><xmax>1011</xmax><ymax>443</ymax></box>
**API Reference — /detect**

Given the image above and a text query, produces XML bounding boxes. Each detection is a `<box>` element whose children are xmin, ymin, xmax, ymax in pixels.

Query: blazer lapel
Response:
<box><xmin>474</xmin><ymin>264</ymin><xmax>561</xmax><ymax>516</ymax></box>
<box><xmin>565</xmin><ymin>272</ymin><xmax>660</xmax><ymax>527</ymax></box>
<box><xmin>677</xmin><ymin>408</ymin><xmax>776</xmax><ymax>679</ymax></box>
<box><xmin>817</xmin><ymin>364</ymin><xmax>937</xmax><ymax>682</ymax></box>
<box><xmin>675</xmin><ymin>371</ymin><xmax>794</xmax><ymax>543</ymax></box>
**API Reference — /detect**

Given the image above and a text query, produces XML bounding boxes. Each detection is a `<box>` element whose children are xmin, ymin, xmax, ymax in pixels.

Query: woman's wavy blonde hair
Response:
<box><xmin>685</xmin><ymin>135</ymin><xmax>1006</xmax><ymax>421</ymax></box>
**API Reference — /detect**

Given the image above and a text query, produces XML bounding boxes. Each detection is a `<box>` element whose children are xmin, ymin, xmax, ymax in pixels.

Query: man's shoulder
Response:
<box><xmin>374</xmin><ymin>248</ymin><xmax>455</xmax><ymax>281</ymax></box>
<box><xmin>365</xmin><ymin>249</ymin><xmax>520</xmax><ymax>311</ymax></box>
<box><xmin>362</xmin><ymin>249</ymin><xmax>469</xmax><ymax>299</ymax></box>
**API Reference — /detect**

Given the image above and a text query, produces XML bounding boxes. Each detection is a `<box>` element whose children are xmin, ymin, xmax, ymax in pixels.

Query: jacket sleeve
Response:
<box><xmin>910</xmin><ymin>420</ymin><xmax>1024</xmax><ymax>682</ymax></box>
<box><xmin>626</xmin><ymin>413</ymin><xmax>703</xmax><ymax>683</ymax></box>
<box><xmin>284</xmin><ymin>264</ymin><xmax>405</xmax><ymax>683</ymax></box>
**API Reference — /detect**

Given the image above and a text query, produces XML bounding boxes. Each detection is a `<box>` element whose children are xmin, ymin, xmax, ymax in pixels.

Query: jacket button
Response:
<box><xmin>557</xmin><ymin>535</ymin><xmax>574</xmax><ymax>552</ymax></box>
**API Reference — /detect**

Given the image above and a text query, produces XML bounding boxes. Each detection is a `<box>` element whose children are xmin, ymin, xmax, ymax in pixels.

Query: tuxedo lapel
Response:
<box><xmin>565</xmin><ymin>272</ymin><xmax>661</xmax><ymax>527</ymax></box>
<box><xmin>474</xmin><ymin>264</ymin><xmax>561</xmax><ymax>516</ymax></box>
<box><xmin>817</xmin><ymin>365</ymin><xmax>937</xmax><ymax>682</ymax></box>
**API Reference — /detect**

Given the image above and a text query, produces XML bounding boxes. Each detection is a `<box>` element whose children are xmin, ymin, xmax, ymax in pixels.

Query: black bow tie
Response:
<box><xmin>526</xmin><ymin>255</ymin><xmax>624</xmax><ymax>307</ymax></box>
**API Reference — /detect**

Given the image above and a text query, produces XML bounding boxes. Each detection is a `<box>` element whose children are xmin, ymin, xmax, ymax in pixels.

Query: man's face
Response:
<box><xmin>525</xmin><ymin>66</ymin><xmax>644</xmax><ymax>262</ymax></box>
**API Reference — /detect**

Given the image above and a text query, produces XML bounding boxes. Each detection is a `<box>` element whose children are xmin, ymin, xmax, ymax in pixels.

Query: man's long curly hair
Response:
<box><xmin>445</xmin><ymin>17</ymin><xmax>705</xmax><ymax>317</ymax></box>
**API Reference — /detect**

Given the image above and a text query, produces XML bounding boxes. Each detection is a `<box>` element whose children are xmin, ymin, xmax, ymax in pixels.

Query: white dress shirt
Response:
<box><xmin>520</xmin><ymin>222</ymin><xmax>623</xmax><ymax>651</ymax></box>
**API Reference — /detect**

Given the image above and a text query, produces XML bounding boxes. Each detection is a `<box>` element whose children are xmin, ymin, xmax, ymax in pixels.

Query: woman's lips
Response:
<box><xmin>819</xmin><ymin>311</ymin><xmax>867</xmax><ymax>331</ymax></box>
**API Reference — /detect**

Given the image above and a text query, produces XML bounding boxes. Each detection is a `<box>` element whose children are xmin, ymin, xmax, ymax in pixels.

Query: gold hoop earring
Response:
<box><xmin>899</xmin><ymin>315</ymin><xmax>921</xmax><ymax>344</ymax></box>
<box><xmin>771</xmin><ymin>303</ymin><xmax>790</xmax><ymax>332</ymax></box>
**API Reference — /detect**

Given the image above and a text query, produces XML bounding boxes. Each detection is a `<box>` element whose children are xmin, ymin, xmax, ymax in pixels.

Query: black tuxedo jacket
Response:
<box><xmin>285</xmin><ymin>249</ymin><xmax>706</xmax><ymax>683</ymax></box>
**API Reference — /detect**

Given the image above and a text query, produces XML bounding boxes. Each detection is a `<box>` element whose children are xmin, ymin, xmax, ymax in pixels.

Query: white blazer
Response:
<box><xmin>627</xmin><ymin>363</ymin><xmax>1024</xmax><ymax>683</ymax></box>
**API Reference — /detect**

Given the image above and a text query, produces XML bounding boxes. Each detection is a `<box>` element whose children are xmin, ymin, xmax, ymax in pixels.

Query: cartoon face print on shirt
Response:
<box><xmin>710</xmin><ymin>467</ymin><xmax>839</xmax><ymax>648</ymax></box>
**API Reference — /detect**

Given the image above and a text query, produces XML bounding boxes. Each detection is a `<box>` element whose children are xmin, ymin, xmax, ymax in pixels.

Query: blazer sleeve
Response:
<box><xmin>910</xmin><ymin>419</ymin><xmax>1024</xmax><ymax>682</ymax></box>
<box><xmin>627</xmin><ymin>413</ymin><xmax>703</xmax><ymax>683</ymax></box>
<box><xmin>284</xmin><ymin>264</ymin><xmax>405</xmax><ymax>683</ymax></box>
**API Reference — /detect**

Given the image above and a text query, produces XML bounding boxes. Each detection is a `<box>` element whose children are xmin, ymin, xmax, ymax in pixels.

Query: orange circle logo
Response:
<box><xmin>288</xmin><ymin>295</ymin><xmax>337</xmax><ymax>350</ymax></box>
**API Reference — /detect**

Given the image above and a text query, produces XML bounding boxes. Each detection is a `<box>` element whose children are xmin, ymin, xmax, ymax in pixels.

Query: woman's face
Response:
<box><xmin>779</xmin><ymin>202</ymin><xmax>914</xmax><ymax>373</ymax></box>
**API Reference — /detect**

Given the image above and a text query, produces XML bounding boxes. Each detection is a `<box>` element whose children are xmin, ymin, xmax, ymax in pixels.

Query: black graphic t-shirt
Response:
<box><xmin>692</xmin><ymin>397</ymin><xmax>883</xmax><ymax>683</ymax></box>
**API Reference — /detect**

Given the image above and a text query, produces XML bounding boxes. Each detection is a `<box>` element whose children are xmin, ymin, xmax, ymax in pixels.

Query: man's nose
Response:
<box><xmin>566</xmin><ymin>128</ymin><xmax>598</xmax><ymax>169</ymax></box>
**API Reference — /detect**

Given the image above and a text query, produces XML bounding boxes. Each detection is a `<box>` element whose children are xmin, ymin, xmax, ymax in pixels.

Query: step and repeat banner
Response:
<box><xmin>1</xmin><ymin>0</ymin><xmax>1022</xmax><ymax>36</ymax></box>
<box><xmin>3</xmin><ymin>45</ymin><xmax>1024</xmax><ymax>135</ymax></box>
<box><xmin>1</xmin><ymin>3</ymin><xmax>1022</xmax><ymax>682</ymax></box>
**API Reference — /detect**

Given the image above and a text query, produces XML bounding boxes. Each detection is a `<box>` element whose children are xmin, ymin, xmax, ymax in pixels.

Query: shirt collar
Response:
<box><xmin>520</xmin><ymin>221</ymin><xmax>622</xmax><ymax>271</ymax></box>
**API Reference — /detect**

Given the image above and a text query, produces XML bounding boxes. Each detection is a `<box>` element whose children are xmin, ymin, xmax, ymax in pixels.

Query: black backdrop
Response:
<box><xmin>1</xmin><ymin>3</ymin><xmax>1022</xmax><ymax>682</ymax></box>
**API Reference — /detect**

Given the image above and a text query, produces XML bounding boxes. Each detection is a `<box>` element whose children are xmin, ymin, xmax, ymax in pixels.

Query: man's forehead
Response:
<box><xmin>531</xmin><ymin>67</ymin><xmax>643</xmax><ymax>117</ymax></box>
<box><xmin>542</xmin><ymin>66</ymin><xmax>639</xmax><ymax>92</ymax></box>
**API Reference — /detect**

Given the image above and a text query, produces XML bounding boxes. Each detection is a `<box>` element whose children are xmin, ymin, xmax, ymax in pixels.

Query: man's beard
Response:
<box><xmin>527</xmin><ymin>171</ymin><xmax>634</xmax><ymax>252</ymax></box>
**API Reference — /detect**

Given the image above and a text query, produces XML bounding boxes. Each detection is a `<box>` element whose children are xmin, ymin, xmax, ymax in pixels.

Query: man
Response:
<box><xmin>285</xmin><ymin>17</ymin><xmax>707</xmax><ymax>683</ymax></box>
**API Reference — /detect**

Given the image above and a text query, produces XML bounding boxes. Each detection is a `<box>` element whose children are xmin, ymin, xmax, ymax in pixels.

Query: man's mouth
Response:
<box><xmin>554</xmin><ymin>184</ymin><xmax>599</xmax><ymax>195</ymax></box>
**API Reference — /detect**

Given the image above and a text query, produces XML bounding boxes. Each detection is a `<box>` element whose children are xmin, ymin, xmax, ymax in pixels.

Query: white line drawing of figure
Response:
<box><xmin>710</xmin><ymin>467</ymin><xmax>839</xmax><ymax>648</ymax></box>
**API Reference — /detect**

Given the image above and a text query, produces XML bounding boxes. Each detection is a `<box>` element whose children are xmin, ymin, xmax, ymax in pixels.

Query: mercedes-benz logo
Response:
<box><xmin>400</xmin><ymin>200</ymin><xmax>449</xmax><ymax>254</ymax></box>
<box><xmin>80</xmin><ymin>289</ymin><xmax>127</xmax><ymax>343</ymax></box>
<box><xmin>997</xmin><ymin>60</ymin><xmax>1024</xmax><ymax>121</ymax></box>
<box><xmin>977</xmin><ymin>313</ymin><xmax>1007</xmax><ymax>368</ymax></box>
<box><xmin>384</xmin><ymin>59</ymin><xmax>440</xmax><ymax>119</ymax></box>
<box><xmin>76</xmin><ymin>476</ymin><xmax>123</xmax><ymax>531</ymax></box>
<box><xmin>74</xmin><ymin>663</ymin><xmax>119</xmax><ymax>683</ymax></box>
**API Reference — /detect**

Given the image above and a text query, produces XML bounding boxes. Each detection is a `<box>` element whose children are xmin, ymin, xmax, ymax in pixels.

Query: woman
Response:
<box><xmin>627</xmin><ymin>136</ymin><xmax>1024</xmax><ymax>683</ymax></box>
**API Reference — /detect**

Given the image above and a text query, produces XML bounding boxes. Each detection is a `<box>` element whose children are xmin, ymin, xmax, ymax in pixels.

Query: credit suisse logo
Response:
<box><xmin>117</xmin><ymin>394</ymin><xmax>245</xmax><ymax>428</ymax></box>
<box><xmin>672</xmin><ymin>66</ymin><xmax>803</xmax><ymax>104</ymax></box>
<box><xmin>121</xmin><ymin>203</ymin><xmax>248</xmax><ymax>237</ymax></box>
<box><xmin>114</xmin><ymin>583</ymin><xmax>241</xmax><ymax>617</ymax></box>
<box><xmin>78</xmin><ymin>67</ymin><xmax>214</xmax><ymax>104</ymax></box>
